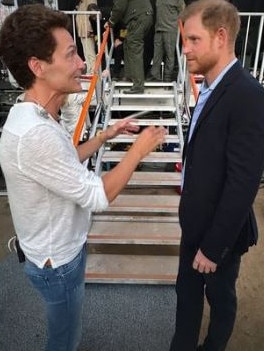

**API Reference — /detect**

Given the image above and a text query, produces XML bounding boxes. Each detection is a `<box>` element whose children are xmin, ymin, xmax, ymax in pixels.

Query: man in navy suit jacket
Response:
<box><xmin>169</xmin><ymin>1</ymin><xmax>264</xmax><ymax>350</ymax></box>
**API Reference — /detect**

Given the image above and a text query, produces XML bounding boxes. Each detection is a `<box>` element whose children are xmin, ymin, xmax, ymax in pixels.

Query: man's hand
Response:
<box><xmin>114</xmin><ymin>38</ymin><xmax>123</xmax><ymax>48</ymax></box>
<box><xmin>104</xmin><ymin>21</ymin><xmax>110</xmax><ymax>29</ymax></box>
<box><xmin>192</xmin><ymin>249</ymin><xmax>217</xmax><ymax>274</ymax></box>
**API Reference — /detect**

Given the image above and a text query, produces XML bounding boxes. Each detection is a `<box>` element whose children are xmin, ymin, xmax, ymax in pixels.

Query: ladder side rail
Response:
<box><xmin>103</xmin><ymin>28</ymin><xmax>115</xmax><ymax>73</ymax></box>
<box><xmin>259</xmin><ymin>50</ymin><xmax>264</xmax><ymax>84</ymax></box>
<box><xmin>253</xmin><ymin>14</ymin><xmax>264</xmax><ymax>80</ymax></box>
<box><xmin>89</xmin><ymin>103</ymin><xmax>103</xmax><ymax>139</ymax></box>
<box><xmin>173</xmin><ymin>82</ymin><xmax>184</xmax><ymax>154</ymax></box>
<box><xmin>73</xmin><ymin>26</ymin><xmax>110</xmax><ymax>146</ymax></box>
<box><xmin>94</xmin><ymin>83</ymin><xmax>116</xmax><ymax>175</ymax></box>
<box><xmin>178</xmin><ymin>19</ymin><xmax>199</xmax><ymax>103</ymax></box>
<box><xmin>175</xmin><ymin>27</ymin><xmax>185</xmax><ymax>91</ymax></box>
<box><xmin>99</xmin><ymin>28</ymin><xmax>115</xmax><ymax>106</ymax></box>
<box><xmin>238</xmin><ymin>12</ymin><xmax>264</xmax><ymax>80</ymax></box>
<box><xmin>240</xmin><ymin>15</ymin><xmax>251</xmax><ymax>68</ymax></box>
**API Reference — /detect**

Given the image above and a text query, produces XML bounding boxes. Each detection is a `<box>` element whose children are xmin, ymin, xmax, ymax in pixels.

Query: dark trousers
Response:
<box><xmin>124</xmin><ymin>12</ymin><xmax>153</xmax><ymax>89</ymax></box>
<box><xmin>170</xmin><ymin>243</ymin><xmax>241</xmax><ymax>351</ymax></box>
<box><xmin>113</xmin><ymin>44</ymin><xmax>124</xmax><ymax>76</ymax></box>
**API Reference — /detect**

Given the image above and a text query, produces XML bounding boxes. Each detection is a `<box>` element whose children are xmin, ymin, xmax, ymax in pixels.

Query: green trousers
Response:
<box><xmin>124</xmin><ymin>12</ymin><xmax>153</xmax><ymax>89</ymax></box>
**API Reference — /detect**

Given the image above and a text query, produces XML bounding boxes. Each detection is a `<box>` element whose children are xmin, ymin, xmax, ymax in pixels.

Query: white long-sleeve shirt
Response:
<box><xmin>0</xmin><ymin>102</ymin><xmax>108</xmax><ymax>268</ymax></box>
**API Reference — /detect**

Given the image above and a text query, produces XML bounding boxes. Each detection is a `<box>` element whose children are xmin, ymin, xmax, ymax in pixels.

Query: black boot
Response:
<box><xmin>123</xmin><ymin>86</ymin><xmax>144</xmax><ymax>94</ymax></box>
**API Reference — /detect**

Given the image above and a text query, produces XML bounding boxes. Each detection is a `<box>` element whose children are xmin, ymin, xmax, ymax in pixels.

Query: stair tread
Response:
<box><xmin>109</xmin><ymin>118</ymin><xmax>178</xmax><ymax>126</ymax></box>
<box><xmin>101</xmin><ymin>171</ymin><xmax>182</xmax><ymax>186</ymax></box>
<box><xmin>88</xmin><ymin>221</ymin><xmax>181</xmax><ymax>245</ymax></box>
<box><xmin>111</xmin><ymin>105</ymin><xmax>176</xmax><ymax>111</ymax></box>
<box><xmin>113</xmin><ymin>81</ymin><xmax>174</xmax><ymax>87</ymax></box>
<box><xmin>103</xmin><ymin>193</ymin><xmax>179</xmax><ymax>213</ymax></box>
<box><xmin>92</xmin><ymin>214</ymin><xmax>179</xmax><ymax>223</ymax></box>
<box><xmin>85</xmin><ymin>253</ymin><xmax>178</xmax><ymax>284</ymax></box>
<box><xmin>113</xmin><ymin>93</ymin><xmax>174</xmax><ymax>98</ymax></box>
<box><xmin>102</xmin><ymin>151</ymin><xmax>181</xmax><ymax>163</ymax></box>
<box><xmin>109</xmin><ymin>134</ymin><xmax>179</xmax><ymax>143</ymax></box>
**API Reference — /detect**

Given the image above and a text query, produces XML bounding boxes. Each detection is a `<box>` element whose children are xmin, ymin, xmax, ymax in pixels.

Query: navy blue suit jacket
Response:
<box><xmin>179</xmin><ymin>61</ymin><xmax>264</xmax><ymax>264</ymax></box>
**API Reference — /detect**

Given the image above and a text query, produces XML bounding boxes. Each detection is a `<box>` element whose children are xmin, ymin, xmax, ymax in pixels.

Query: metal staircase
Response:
<box><xmin>85</xmin><ymin>79</ymin><xmax>185</xmax><ymax>284</ymax></box>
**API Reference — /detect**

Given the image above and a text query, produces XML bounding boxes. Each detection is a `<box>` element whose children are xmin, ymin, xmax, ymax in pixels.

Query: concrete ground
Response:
<box><xmin>1</xmin><ymin>184</ymin><xmax>264</xmax><ymax>350</ymax></box>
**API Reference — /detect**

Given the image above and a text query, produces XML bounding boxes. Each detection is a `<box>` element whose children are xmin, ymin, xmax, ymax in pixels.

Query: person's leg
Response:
<box><xmin>149</xmin><ymin>31</ymin><xmax>163</xmax><ymax>80</ymax></box>
<box><xmin>201</xmin><ymin>254</ymin><xmax>241</xmax><ymax>351</ymax></box>
<box><xmin>81</xmin><ymin>37</ymin><xmax>96</xmax><ymax>74</ymax></box>
<box><xmin>112</xmin><ymin>44</ymin><xmax>124</xmax><ymax>78</ymax></box>
<box><xmin>163</xmin><ymin>31</ymin><xmax>177</xmax><ymax>82</ymax></box>
<box><xmin>24</xmin><ymin>245</ymin><xmax>87</xmax><ymax>351</ymax></box>
<box><xmin>124</xmin><ymin>13</ymin><xmax>153</xmax><ymax>92</ymax></box>
<box><xmin>170</xmin><ymin>243</ymin><xmax>205</xmax><ymax>351</ymax></box>
<box><xmin>143</xmin><ymin>23</ymin><xmax>155</xmax><ymax>75</ymax></box>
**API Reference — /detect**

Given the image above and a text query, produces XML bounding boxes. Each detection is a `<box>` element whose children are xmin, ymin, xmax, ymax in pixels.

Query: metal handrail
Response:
<box><xmin>73</xmin><ymin>26</ymin><xmax>110</xmax><ymax>146</ymax></box>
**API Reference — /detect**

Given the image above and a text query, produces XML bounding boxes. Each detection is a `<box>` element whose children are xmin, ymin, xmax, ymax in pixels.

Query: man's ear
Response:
<box><xmin>28</xmin><ymin>57</ymin><xmax>45</xmax><ymax>78</ymax></box>
<box><xmin>217</xmin><ymin>26</ymin><xmax>228</xmax><ymax>47</ymax></box>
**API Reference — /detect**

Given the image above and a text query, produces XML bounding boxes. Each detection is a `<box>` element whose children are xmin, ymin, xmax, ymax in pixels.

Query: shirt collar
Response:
<box><xmin>200</xmin><ymin>58</ymin><xmax>238</xmax><ymax>94</ymax></box>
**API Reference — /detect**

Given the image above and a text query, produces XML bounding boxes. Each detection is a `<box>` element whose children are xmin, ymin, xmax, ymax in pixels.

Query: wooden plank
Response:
<box><xmin>109</xmin><ymin>118</ymin><xmax>178</xmax><ymax>126</ymax></box>
<box><xmin>103</xmin><ymin>194</ymin><xmax>179</xmax><ymax>213</ymax></box>
<box><xmin>113</xmin><ymin>92</ymin><xmax>174</xmax><ymax>99</ymax></box>
<box><xmin>109</xmin><ymin>134</ymin><xmax>179</xmax><ymax>143</ymax></box>
<box><xmin>111</xmin><ymin>105</ymin><xmax>176</xmax><ymax>112</ymax></box>
<box><xmin>101</xmin><ymin>171</ymin><xmax>182</xmax><ymax>186</ymax></box>
<box><xmin>128</xmin><ymin>171</ymin><xmax>182</xmax><ymax>185</ymax></box>
<box><xmin>92</xmin><ymin>214</ymin><xmax>179</xmax><ymax>223</ymax></box>
<box><xmin>85</xmin><ymin>254</ymin><xmax>178</xmax><ymax>284</ymax></box>
<box><xmin>114</xmin><ymin>81</ymin><xmax>174</xmax><ymax>87</ymax></box>
<box><xmin>88</xmin><ymin>221</ymin><xmax>181</xmax><ymax>245</ymax></box>
<box><xmin>101</xmin><ymin>151</ymin><xmax>182</xmax><ymax>163</ymax></box>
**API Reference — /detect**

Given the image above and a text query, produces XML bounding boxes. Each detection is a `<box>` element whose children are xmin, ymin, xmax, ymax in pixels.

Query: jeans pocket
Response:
<box><xmin>24</xmin><ymin>260</ymin><xmax>52</xmax><ymax>300</ymax></box>
<box><xmin>56</xmin><ymin>246</ymin><xmax>86</xmax><ymax>289</ymax></box>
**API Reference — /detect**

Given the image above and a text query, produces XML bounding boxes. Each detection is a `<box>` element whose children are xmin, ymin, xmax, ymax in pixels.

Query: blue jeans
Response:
<box><xmin>24</xmin><ymin>245</ymin><xmax>86</xmax><ymax>351</ymax></box>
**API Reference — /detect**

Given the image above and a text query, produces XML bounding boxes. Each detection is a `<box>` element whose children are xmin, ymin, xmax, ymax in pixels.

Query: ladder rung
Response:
<box><xmin>109</xmin><ymin>134</ymin><xmax>179</xmax><ymax>143</ymax></box>
<box><xmin>85</xmin><ymin>254</ymin><xmax>178</xmax><ymax>284</ymax></box>
<box><xmin>102</xmin><ymin>194</ymin><xmax>179</xmax><ymax>213</ymax></box>
<box><xmin>109</xmin><ymin>118</ymin><xmax>178</xmax><ymax>126</ymax></box>
<box><xmin>111</xmin><ymin>105</ymin><xmax>176</xmax><ymax>112</ymax></box>
<box><xmin>101</xmin><ymin>171</ymin><xmax>182</xmax><ymax>186</ymax></box>
<box><xmin>113</xmin><ymin>93</ymin><xmax>174</xmax><ymax>99</ymax></box>
<box><xmin>101</xmin><ymin>151</ymin><xmax>181</xmax><ymax>163</ymax></box>
<box><xmin>92</xmin><ymin>214</ymin><xmax>179</xmax><ymax>223</ymax></box>
<box><xmin>113</xmin><ymin>81</ymin><xmax>174</xmax><ymax>87</ymax></box>
<box><xmin>88</xmin><ymin>221</ymin><xmax>181</xmax><ymax>245</ymax></box>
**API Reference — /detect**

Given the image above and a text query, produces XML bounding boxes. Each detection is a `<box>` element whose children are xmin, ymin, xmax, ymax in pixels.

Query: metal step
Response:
<box><xmin>101</xmin><ymin>171</ymin><xmax>182</xmax><ymax>186</ymax></box>
<box><xmin>113</xmin><ymin>81</ymin><xmax>174</xmax><ymax>87</ymax></box>
<box><xmin>113</xmin><ymin>92</ymin><xmax>174</xmax><ymax>99</ymax></box>
<box><xmin>88</xmin><ymin>221</ymin><xmax>181</xmax><ymax>245</ymax></box>
<box><xmin>85</xmin><ymin>253</ymin><xmax>178</xmax><ymax>284</ymax></box>
<box><xmin>102</xmin><ymin>194</ymin><xmax>179</xmax><ymax>214</ymax></box>
<box><xmin>92</xmin><ymin>214</ymin><xmax>179</xmax><ymax>223</ymax></box>
<box><xmin>111</xmin><ymin>105</ymin><xmax>176</xmax><ymax>112</ymax></box>
<box><xmin>87</xmin><ymin>77</ymin><xmax>184</xmax><ymax>285</ymax></box>
<box><xmin>101</xmin><ymin>151</ymin><xmax>181</xmax><ymax>163</ymax></box>
<box><xmin>109</xmin><ymin>118</ymin><xmax>178</xmax><ymax>126</ymax></box>
<box><xmin>109</xmin><ymin>134</ymin><xmax>179</xmax><ymax>143</ymax></box>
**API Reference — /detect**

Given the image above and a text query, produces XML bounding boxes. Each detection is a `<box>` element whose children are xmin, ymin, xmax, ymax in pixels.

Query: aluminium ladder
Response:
<box><xmin>85</xmin><ymin>79</ymin><xmax>185</xmax><ymax>284</ymax></box>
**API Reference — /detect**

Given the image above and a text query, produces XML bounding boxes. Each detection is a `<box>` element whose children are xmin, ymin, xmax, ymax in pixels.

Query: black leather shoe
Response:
<box><xmin>123</xmin><ymin>87</ymin><xmax>144</xmax><ymax>94</ymax></box>
<box><xmin>121</xmin><ymin>76</ymin><xmax>133</xmax><ymax>82</ymax></box>
<box><xmin>197</xmin><ymin>346</ymin><xmax>203</xmax><ymax>351</ymax></box>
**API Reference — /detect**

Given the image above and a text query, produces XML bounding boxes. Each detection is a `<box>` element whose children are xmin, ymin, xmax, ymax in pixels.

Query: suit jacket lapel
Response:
<box><xmin>189</xmin><ymin>61</ymin><xmax>243</xmax><ymax>142</ymax></box>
